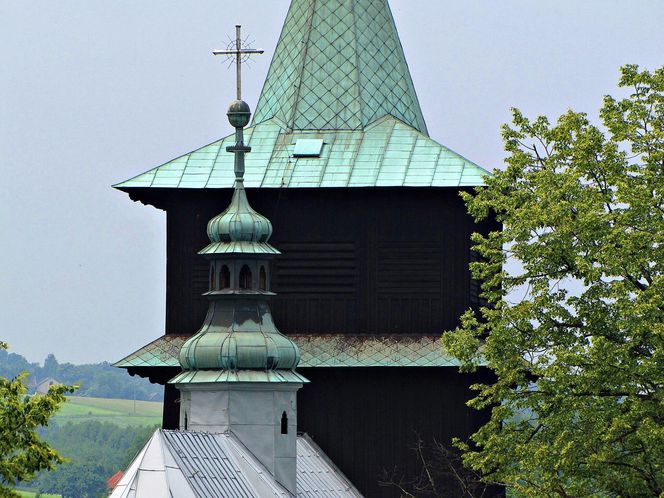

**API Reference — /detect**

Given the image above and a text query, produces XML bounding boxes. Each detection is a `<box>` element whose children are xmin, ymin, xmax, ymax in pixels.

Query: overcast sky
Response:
<box><xmin>1</xmin><ymin>0</ymin><xmax>663</xmax><ymax>365</ymax></box>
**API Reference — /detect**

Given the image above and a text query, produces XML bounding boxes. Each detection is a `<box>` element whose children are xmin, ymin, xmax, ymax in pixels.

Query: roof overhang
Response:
<box><xmin>115</xmin><ymin>117</ymin><xmax>490</xmax><ymax>192</ymax></box>
<box><xmin>114</xmin><ymin>333</ymin><xmax>466</xmax><ymax>369</ymax></box>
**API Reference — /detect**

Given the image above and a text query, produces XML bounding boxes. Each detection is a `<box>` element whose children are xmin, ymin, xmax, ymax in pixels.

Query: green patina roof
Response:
<box><xmin>199</xmin><ymin>241</ymin><xmax>280</xmax><ymax>256</ymax></box>
<box><xmin>201</xmin><ymin>181</ymin><xmax>279</xmax><ymax>256</ymax></box>
<box><xmin>115</xmin><ymin>0</ymin><xmax>491</xmax><ymax>191</ymax></box>
<box><xmin>169</xmin><ymin>369</ymin><xmax>308</xmax><ymax>384</ymax></box>
<box><xmin>116</xmin><ymin>117</ymin><xmax>489</xmax><ymax>189</ymax></box>
<box><xmin>177</xmin><ymin>298</ymin><xmax>301</xmax><ymax>372</ymax></box>
<box><xmin>252</xmin><ymin>0</ymin><xmax>427</xmax><ymax>134</ymax></box>
<box><xmin>114</xmin><ymin>334</ymin><xmax>464</xmax><ymax>369</ymax></box>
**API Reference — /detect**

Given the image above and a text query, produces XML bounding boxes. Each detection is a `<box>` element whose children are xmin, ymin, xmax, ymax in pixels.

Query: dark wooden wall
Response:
<box><xmin>143</xmin><ymin>187</ymin><xmax>495</xmax><ymax>337</ymax></box>
<box><xmin>298</xmin><ymin>367</ymin><xmax>501</xmax><ymax>498</ymax></box>
<box><xmin>124</xmin><ymin>186</ymin><xmax>501</xmax><ymax>497</ymax></box>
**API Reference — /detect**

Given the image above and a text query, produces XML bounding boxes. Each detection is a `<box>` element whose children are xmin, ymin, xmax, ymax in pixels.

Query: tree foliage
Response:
<box><xmin>443</xmin><ymin>65</ymin><xmax>664</xmax><ymax>496</ymax></box>
<box><xmin>29</xmin><ymin>421</ymin><xmax>155</xmax><ymax>498</ymax></box>
<box><xmin>0</xmin><ymin>343</ymin><xmax>73</xmax><ymax>496</ymax></box>
<box><xmin>39</xmin><ymin>461</ymin><xmax>107</xmax><ymax>498</ymax></box>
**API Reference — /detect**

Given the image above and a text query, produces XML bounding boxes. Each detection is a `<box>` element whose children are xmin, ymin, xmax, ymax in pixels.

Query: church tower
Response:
<box><xmin>115</xmin><ymin>2</ymin><xmax>498</xmax><ymax>496</ymax></box>
<box><xmin>170</xmin><ymin>96</ymin><xmax>307</xmax><ymax>495</ymax></box>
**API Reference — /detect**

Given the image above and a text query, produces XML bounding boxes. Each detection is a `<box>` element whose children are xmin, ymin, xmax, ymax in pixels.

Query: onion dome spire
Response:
<box><xmin>174</xmin><ymin>96</ymin><xmax>301</xmax><ymax>376</ymax></box>
<box><xmin>200</xmin><ymin>101</ymin><xmax>279</xmax><ymax>256</ymax></box>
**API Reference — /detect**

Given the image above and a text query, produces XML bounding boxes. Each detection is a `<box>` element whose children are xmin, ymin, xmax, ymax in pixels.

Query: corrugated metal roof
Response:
<box><xmin>111</xmin><ymin>430</ymin><xmax>363</xmax><ymax>497</ymax></box>
<box><xmin>115</xmin><ymin>117</ymin><xmax>489</xmax><ymax>190</ymax></box>
<box><xmin>114</xmin><ymin>333</ymin><xmax>463</xmax><ymax>369</ymax></box>
<box><xmin>297</xmin><ymin>434</ymin><xmax>363</xmax><ymax>497</ymax></box>
<box><xmin>252</xmin><ymin>0</ymin><xmax>427</xmax><ymax>135</ymax></box>
<box><xmin>163</xmin><ymin>431</ymin><xmax>286</xmax><ymax>497</ymax></box>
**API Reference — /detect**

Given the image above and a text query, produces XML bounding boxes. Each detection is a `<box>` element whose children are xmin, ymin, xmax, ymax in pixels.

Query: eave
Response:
<box><xmin>115</xmin><ymin>333</ymin><xmax>464</xmax><ymax>370</ymax></box>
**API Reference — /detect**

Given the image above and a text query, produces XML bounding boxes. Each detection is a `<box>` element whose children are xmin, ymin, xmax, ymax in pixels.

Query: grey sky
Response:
<box><xmin>1</xmin><ymin>1</ymin><xmax>662</xmax><ymax>364</ymax></box>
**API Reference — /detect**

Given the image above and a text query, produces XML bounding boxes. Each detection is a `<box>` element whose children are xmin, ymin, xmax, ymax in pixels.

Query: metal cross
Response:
<box><xmin>213</xmin><ymin>25</ymin><xmax>264</xmax><ymax>101</ymax></box>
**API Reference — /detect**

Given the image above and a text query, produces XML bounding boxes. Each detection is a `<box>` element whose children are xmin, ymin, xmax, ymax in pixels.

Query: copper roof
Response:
<box><xmin>114</xmin><ymin>334</ymin><xmax>461</xmax><ymax>369</ymax></box>
<box><xmin>115</xmin><ymin>0</ymin><xmax>490</xmax><ymax>192</ymax></box>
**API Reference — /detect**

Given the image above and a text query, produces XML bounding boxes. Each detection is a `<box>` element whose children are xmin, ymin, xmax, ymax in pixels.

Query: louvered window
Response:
<box><xmin>273</xmin><ymin>242</ymin><xmax>357</xmax><ymax>294</ymax></box>
<box><xmin>376</xmin><ymin>242</ymin><xmax>441</xmax><ymax>295</ymax></box>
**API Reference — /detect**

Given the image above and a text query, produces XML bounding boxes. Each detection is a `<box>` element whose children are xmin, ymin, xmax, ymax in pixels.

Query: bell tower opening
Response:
<box><xmin>220</xmin><ymin>265</ymin><xmax>231</xmax><ymax>289</ymax></box>
<box><xmin>209</xmin><ymin>266</ymin><xmax>216</xmax><ymax>291</ymax></box>
<box><xmin>259</xmin><ymin>266</ymin><xmax>267</xmax><ymax>290</ymax></box>
<box><xmin>239</xmin><ymin>264</ymin><xmax>252</xmax><ymax>289</ymax></box>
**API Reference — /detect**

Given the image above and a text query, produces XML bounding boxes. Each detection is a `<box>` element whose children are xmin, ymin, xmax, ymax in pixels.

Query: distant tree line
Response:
<box><xmin>0</xmin><ymin>349</ymin><xmax>162</xmax><ymax>401</ymax></box>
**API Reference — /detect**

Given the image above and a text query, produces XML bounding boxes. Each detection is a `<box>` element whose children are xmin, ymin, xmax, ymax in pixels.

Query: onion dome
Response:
<box><xmin>200</xmin><ymin>182</ymin><xmax>280</xmax><ymax>256</ymax></box>
<box><xmin>177</xmin><ymin>300</ymin><xmax>300</xmax><ymax>371</ymax></box>
<box><xmin>207</xmin><ymin>187</ymin><xmax>272</xmax><ymax>243</ymax></box>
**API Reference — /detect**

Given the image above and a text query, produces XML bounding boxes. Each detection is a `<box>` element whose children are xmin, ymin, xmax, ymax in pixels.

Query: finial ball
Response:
<box><xmin>227</xmin><ymin>100</ymin><xmax>251</xmax><ymax>128</ymax></box>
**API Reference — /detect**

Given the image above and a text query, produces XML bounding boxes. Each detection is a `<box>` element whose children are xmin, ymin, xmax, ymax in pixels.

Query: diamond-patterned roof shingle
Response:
<box><xmin>115</xmin><ymin>0</ymin><xmax>491</xmax><ymax>191</ymax></box>
<box><xmin>114</xmin><ymin>334</ymin><xmax>462</xmax><ymax>369</ymax></box>
<box><xmin>253</xmin><ymin>0</ymin><xmax>428</xmax><ymax>134</ymax></box>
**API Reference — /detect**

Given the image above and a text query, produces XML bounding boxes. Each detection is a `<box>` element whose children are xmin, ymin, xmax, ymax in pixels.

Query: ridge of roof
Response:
<box><xmin>252</xmin><ymin>0</ymin><xmax>428</xmax><ymax>135</ymax></box>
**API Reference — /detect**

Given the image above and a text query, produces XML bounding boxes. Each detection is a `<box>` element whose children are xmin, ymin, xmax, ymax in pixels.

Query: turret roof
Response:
<box><xmin>202</xmin><ymin>181</ymin><xmax>279</xmax><ymax>256</ymax></box>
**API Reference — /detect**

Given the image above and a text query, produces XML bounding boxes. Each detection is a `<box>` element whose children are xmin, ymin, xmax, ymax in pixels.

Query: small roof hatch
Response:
<box><xmin>293</xmin><ymin>138</ymin><xmax>324</xmax><ymax>157</ymax></box>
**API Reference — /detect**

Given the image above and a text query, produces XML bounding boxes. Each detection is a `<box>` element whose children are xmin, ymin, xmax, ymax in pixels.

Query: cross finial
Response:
<box><xmin>213</xmin><ymin>25</ymin><xmax>264</xmax><ymax>100</ymax></box>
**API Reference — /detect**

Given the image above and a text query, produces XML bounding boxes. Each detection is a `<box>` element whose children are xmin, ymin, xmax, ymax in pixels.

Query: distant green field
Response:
<box><xmin>54</xmin><ymin>395</ymin><xmax>162</xmax><ymax>427</ymax></box>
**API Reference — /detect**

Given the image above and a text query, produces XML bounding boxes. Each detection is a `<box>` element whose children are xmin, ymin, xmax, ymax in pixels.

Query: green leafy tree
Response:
<box><xmin>45</xmin><ymin>461</ymin><xmax>107</xmax><ymax>498</ymax></box>
<box><xmin>30</xmin><ymin>421</ymin><xmax>155</xmax><ymax>496</ymax></box>
<box><xmin>0</xmin><ymin>342</ymin><xmax>73</xmax><ymax>496</ymax></box>
<box><xmin>443</xmin><ymin>65</ymin><xmax>664</xmax><ymax>496</ymax></box>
